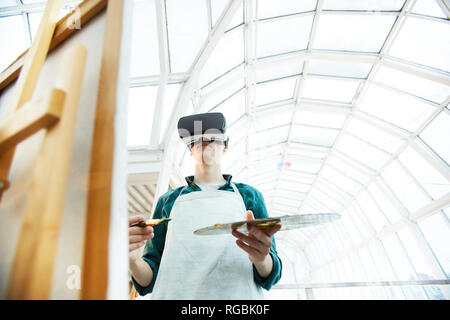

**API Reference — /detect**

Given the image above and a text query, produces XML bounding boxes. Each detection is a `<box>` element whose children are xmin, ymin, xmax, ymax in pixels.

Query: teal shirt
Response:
<box><xmin>131</xmin><ymin>174</ymin><xmax>283</xmax><ymax>296</ymax></box>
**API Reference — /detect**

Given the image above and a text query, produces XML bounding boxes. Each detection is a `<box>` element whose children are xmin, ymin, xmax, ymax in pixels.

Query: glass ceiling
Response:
<box><xmin>1</xmin><ymin>0</ymin><xmax>449</xmax><ymax>300</ymax></box>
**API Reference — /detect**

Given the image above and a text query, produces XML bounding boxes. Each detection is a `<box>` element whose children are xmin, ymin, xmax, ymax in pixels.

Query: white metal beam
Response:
<box><xmin>0</xmin><ymin>0</ymin><xmax>81</xmax><ymax>16</ymax></box>
<box><xmin>149</xmin><ymin>0</ymin><xmax>170</xmax><ymax>148</ymax></box>
<box><xmin>270</xmin><ymin>0</ymin><xmax>324</xmax><ymax>213</ymax></box>
<box><xmin>162</xmin><ymin>0</ymin><xmax>243</xmax><ymax>147</ymax></box>
<box><xmin>151</xmin><ymin>0</ymin><xmax>243</xmax><ymax>215</ymax></box>
<box><xmin>274</xmin><ymin>279</ymin><xmax>450</xmax><ymax>289</ymax></box>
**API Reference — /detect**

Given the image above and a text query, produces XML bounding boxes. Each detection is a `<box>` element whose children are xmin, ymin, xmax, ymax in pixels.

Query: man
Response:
<box><xmin>129</xmin><ymin>112</ymin><xmax>282</xmax><ymax>299</ymax></box>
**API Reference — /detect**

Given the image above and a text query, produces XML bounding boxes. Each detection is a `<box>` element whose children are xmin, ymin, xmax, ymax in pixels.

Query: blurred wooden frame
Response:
<box><xmin>0</xmin><ymin>0</ymin><xmax>89</xmax><ymax>299</ymax></box>
<box><xmin>81</xmin><ymin>0</ymin><xmax>125</xmax><ymax>300</ymax></box>
<box><xmin>0</xmin><ymin>0</ymin><xmax>107</xmax><ymax>92</ymax></box>
<box><xmin>1</xmin><ymin>0</ymin><xmax>124</xmax><ymax>300</ymax></box>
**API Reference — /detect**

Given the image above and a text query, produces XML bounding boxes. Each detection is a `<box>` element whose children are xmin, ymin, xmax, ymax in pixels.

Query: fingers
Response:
<box><xmin>129</xmin><ymin>224</ymin><xmax>153</xmax><ymax>251</ymax></box>
<box><xmin>236</xmin><ymin>240</ymin><xmax>264</xmax><ymax>260</ymax></box>
<box><xmin>246</xmin><ymin>210</ymin><xmax>255</xmax><ymax>233</ymax></box>
<box><xmin>129</xmin><ymin>241</ymin><xmax>146</xmax><ymax>252</ymax></box>
<box><xmin>129</xmin><ymin>233</ymin><xmax>153</xmax><ymax>244</ymax></box>
<box><xmin>258</xmin><ymin>224</ymin><xmax>282</xmax><ymax>237</ymax></box>
<box><xmin>129</xmin><ymin>225</ymin><xmax>153</xmax><ymax>236</ymax></box>
<box><xmin>129</xmin><ymin>215</ymin><xmax>145</xmax><ymax>227</ymax></box>
<box><xmin>247</xmin><ymin>226</ymin><xmax>272</xmax><ymax>247</ymax></box>
<box><xmin>232</xmin><ymin>230</ymin><xmax>269</xmax><ymax>256</ymax></box>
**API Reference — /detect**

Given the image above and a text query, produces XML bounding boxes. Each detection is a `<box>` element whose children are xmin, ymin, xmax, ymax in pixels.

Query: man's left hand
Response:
<box><xmin>232</xmin><ymin>210</ymin><xmax>281</xmax><ymax>264</ymax></box>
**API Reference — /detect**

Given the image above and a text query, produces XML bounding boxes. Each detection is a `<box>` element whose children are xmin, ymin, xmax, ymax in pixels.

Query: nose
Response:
<box><xmin>192</xmin><ymin>140</ymin><xmax>212</xmax><ymax>150</ymax></box>
<box><xmin>196</xmin><ymin>140</ymin><xmax>212</xmax><ymax>147</ymax></box>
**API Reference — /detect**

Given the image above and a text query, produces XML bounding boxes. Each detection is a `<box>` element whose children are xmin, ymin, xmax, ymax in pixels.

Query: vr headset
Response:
<box><xmin>177</xmin><ymin>112</ymin><xmax>229</xmax><ymax>149</ymax></box>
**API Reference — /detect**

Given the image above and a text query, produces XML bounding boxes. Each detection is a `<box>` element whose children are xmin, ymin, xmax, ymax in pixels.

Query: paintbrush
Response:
<box><xmin>130</xmin><ymin>217</ymin><xmax>171</xmax><ymax>228</ymax></box>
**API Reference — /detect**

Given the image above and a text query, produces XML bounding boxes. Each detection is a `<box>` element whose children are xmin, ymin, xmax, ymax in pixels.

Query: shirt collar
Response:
<box><xmin>185</xmin><ymin>174</ymin><xmax>232</xmax><ymax>190</ymax></box>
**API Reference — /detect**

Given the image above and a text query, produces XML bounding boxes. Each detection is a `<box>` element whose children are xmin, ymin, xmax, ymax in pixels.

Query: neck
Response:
<box><xmin>193</xmin><ymin>163</ymin><xmax>225</xmax><ymax>184</ymax></box>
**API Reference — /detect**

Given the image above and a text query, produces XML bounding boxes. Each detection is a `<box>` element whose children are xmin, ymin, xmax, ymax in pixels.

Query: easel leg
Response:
<box><xmin>6</xmin><ymin>44</ymin><xmax>87</xmax><ymax>300</ymax></box>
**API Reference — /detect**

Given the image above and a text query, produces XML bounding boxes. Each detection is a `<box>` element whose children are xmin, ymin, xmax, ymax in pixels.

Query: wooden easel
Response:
<box><xmin>1</xmin><ymin>0</ymin><xmax>125</xmax><ymax>300</ymax></box>
<box><xmin>0</xmin><ymin>0</ymin><xmax>87</xmax><ymax>299</ymax></box>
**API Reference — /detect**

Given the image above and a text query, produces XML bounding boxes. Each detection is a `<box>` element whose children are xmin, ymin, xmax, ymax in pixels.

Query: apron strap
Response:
<box><xmin>230</xmin><ymin>182</ymin><xmax>248</xmax><ymax>215</ymax></box>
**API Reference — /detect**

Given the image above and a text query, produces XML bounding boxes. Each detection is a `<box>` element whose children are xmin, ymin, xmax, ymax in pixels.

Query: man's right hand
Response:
<box><xmin>129</xmin><ymin>215</ymin><xmax>154</xmax><ymax>263</ymax></box>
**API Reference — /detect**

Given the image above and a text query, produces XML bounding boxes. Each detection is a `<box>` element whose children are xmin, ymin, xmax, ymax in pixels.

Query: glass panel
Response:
<box><xmin>321</xmin><ymin>164</ymin><xmax>362</xmax><ymax>195</ymax></box>
<box><xmin>210</xmin><ymin>0</ymin><xmax>228</xmax><ymax>27</ymax></box>
<box><xmin>257</xmin><ymin>0</ymin><xmax>316</xmax><ymax>19</ymax></box>
<box><xmin>302</xmin><ymin>77</ymin><xmax>360</xmax><ymax>103</ymax></box>
<box><xmin>323</xmin><ymin>0</ymin><xmax>405</xmax><ymax>11</ymax></box>
<box><xmin>374</xmin><ymin>66</ymin><xmax>449</xmax><ymax>104</ymax></box>
<box><xmin>398</xmin><ymin>146</ymin><xmax>450</xmax><ymax>200</ymax></box>
<box><xmin>128</xmin><ymin>0</ymin><xmax>161</xmax><ymax>77</ymax></box>
<box><xmin>313</xmin><ymin>13</ymin><xmax>396</xmax><ymax>52</ymax></box>
<box><xmin>0</xmin><ymin>15</ymin><xmax>28</xmax><ymax>72</ymax></box>
<box><xmin>250</xmin><ymin>143</ymin><xmax>284</xmax><ymax>159</ymax></box>
<box><xmin>381</xmin><ymin>233</ymin><xmax>417</xmax><ymax>281</ymax></box>
<box><xmin>272</xmin><ymin>196</ymin><xmax>302</xmax><ymax>208</ymax></box>
<box><xmin>271</xmin><ymin>202</ymin><xmax>299</xmax><ymax>214</ymax></box>
<box><xmin>307</xmin><ymin>59</ymin><xmax>373</xmax><ymax>79</ymax></box>
<box><xmin>381</xmin><ymin>160</ymin><xmax>431</xmax><ymax>214</ymax></box>
<box><xmin>445</xmin><ymin>206</ymin><xmax>450</xmax><ymax>221</ymax></box>
<box><xmin>256</xmin><ymin>14</ymin><xmax>314</xmax><ymax>58</ymax></box>
<box><xmin>160</xmin><ymin>83</ymin><xmax>182</xmax><ymax>142</ymax></box>
<box><xmin>256</xmin><ymin>180</ymin><xmax>277</xmax><ymax>193</ymax></box>
<box><xmin>229</xmin><ymin>2</ymin><xmax>244</xmax><ymax>30</ymax></box>
<box><xmin>345</xmin><ymin>117</ymin><xmax>404</xmax><ymax>153</ymax></box>
<box><xmin>202</xmin><ymin>78</ymin><xmax>245</xmax><ymax>110</ymax></box>
<box><xmin>254</xmin><ymin>109</ymin><xmax>293</xmax><ymax>131</ymax></box>
<box><xmin>358</xmin><ymin>246</ymin><xmax>379</xmax><ymax>281</ymax></box>
<box><xmin>419</xmin><ymin>110</ymin><xmax>450</xmax><ymax>166</ymax></box>
<box><xmin>327</xmin><ymin>154</ymin><xmax>371</xmax><ymax>184</ymax></box>
<box><xmin>254</xmin><ymin>77</ymin><xmax>296</xmax><ymax>106</ymax></box>
<box><xmin>284</xmin><ymin>156</ymin><xmax>322</xmax><ymax>173</ymax></box>
<box><xmin>417</xmin><ymin>212</ymin><xmax>450</xmax><ymax>278</ymax></box>
<box><xmin>288</xmin><ymin>145</ymin><xmax>328</xmax><ymax>159</ymax></box>
<box><xmin>249</xmin><ymin>126</ymin><xmax>289</xmax><ymax>150</ymax></box>
<box><xmin>388</xmin><ymin>16</ymin><xmax>450</xmax><ymax>72</ymax></box>
<box><xmin>367</xmin><ymin>180</ymin><xmax>403</xmax><ymax>224</ymax></box>
<box><xmin>309</xmin><ymin>189</ymin><xmax>344</xmax><ymax>212</ymax></box>
<box><xmin>255</xmin><ymin>60</ymin><xmax>303</xmax><ymax>83</ymax></box>
<box><xmin>291</xmin><ymin>124</ymin><xmax>340</xmax><ymax>147</ymax></box>
<box><xmin>341</xmin><ymin>209</ymin><xmax>364</xmax><ymax>244</ymax></box>
<box><xmin>223</xmin><ymin>139</ymin><xmax>245</xmax><ymax>167</ymax></box>
<box><xmin>359</xmin><ymin>84</ymin><xmax>436</xmax><ymax>132</ymax></box>
<box><xmin>397</xmin><ymin>226</ymin><xmax>442</xmax><ymax>282</ymax></box>
<box><xmin>368</xmin><ymin>241</ymin><xmax>397</xmax><ymax>280</ymax></box>
<box><xmin>277</xmin><ymin>185</ymin><xmax>310</xmax><ymax>196</ymax></box>
<box><xmin>280</xmin><ymin>171</ymin><xmax>316</xmax><ymax>184</ymax></box>
<box><xmin>294</xmin><ymin>109</ymin><xmax>347</xmax><ymax>129</ymax></box>
<box><xmin>28</xmin><ymin>12</ymin><xmax>43</xmax><ymax>40</ymax></box>
<box><xmin>355</xmin><ymin>190</ymin><xmax>389</xmax><ymax>232</ymax></box>
<box><xmin>412</xmin><ymin>0</ymin><xmax>447</xmax><ymax>19</ymax></box>
<box><xmin>211</xmin><ymin>0</ymin><xmax>243</xmax><ymax>30</ymax></box>
<box><xmin>199</xmin><ymin>27</ymin><xmax>244</xmax><ymax>86</ymax></box>
<box><xmin>316</xmin><ymin>179</ymin><xmax>350</xmax><ymax>203</ymax></box>
<box><xmin>228</xmin><ymin>129</ymin><xmax>245</xmax><ymax>150</ymax></box>
<box><xmin>249</xmin><ymin>161</ymin><xmax>281</xmax><ymax>177</ymax></box>
<box><xmin>210</xmin><ymin>89</ymin><xmax>246</xmax><ymax>126</ymax></box>
<box><xmin>166</xmin><ymin>0</ymin><xmax>209</xmax><ymax>73</ymax></box>
<box><xmin>0</xmin><ymin>0</ymin><xmax>20</xmax><ymax>7</ymax></box>
<box><xmin>335</xmin><ymin>133</ymin><xmax>390</xmax><ymax>171</ymax></box>
<box><xmin>127</xmin><ymin>86</ymin><xmax>157</xmax><ymax>146</ymax></box>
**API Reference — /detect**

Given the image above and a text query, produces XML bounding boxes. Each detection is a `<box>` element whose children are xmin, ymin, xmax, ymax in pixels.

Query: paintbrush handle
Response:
<box><xmin>130</xmin><ymin>221</ymin><xmax>147</xmax><ymax>228</ymax></box>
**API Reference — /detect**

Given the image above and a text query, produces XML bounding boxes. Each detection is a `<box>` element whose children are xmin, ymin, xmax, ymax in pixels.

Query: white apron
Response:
<box><xmin>151</xmin><ymin>182</ymin><xmax>265</xmax><ymax>300</ymax></box>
